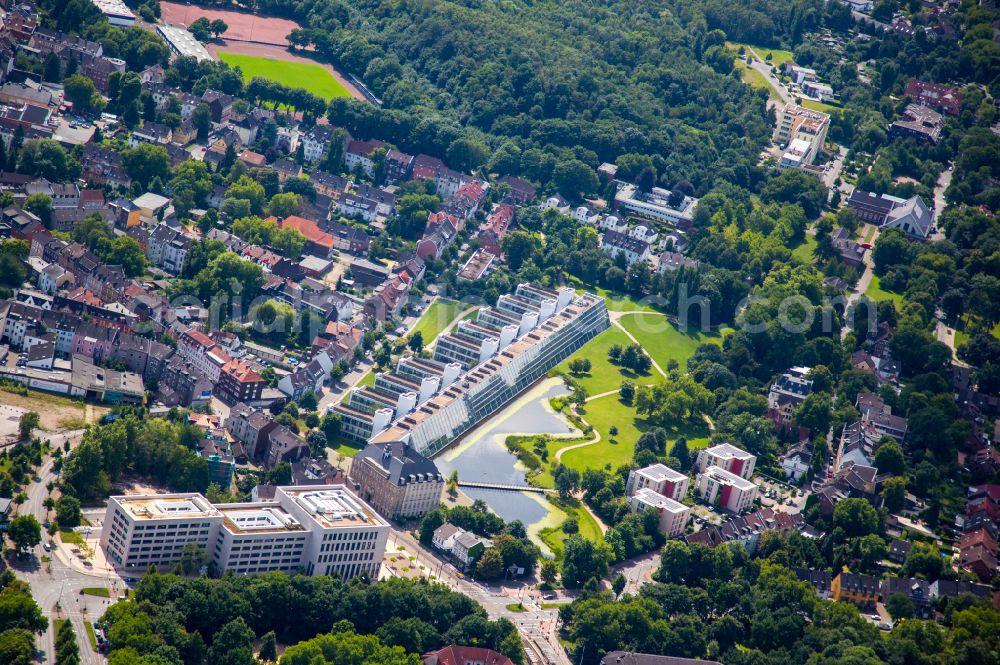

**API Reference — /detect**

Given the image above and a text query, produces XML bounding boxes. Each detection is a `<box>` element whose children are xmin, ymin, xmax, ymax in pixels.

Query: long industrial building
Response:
<box><xmin>100</xmin><ymin>485</ymin><xmax>389</xmax><ymax>579</ymax></box>
<box><xmin>331</xmin><ymin>283</ymin><xmax>609</xmax><ymax>456</ymax></box>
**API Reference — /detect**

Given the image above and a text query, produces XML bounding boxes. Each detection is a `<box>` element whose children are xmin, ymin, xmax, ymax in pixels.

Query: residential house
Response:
<box><xmin>887</xmin><ymin>539</ymin><xmax>913</xmax><ymax>564</ymax></box>
<box><xmin>301</xmin><ymin>125</ymin><xmax>339</xmax><ymax>163</ymax></box>
<box><xmin>782</xmin><ymin>440</ymin><xmax>813</xmax><ymax>481</ymax></box>
<box><xmin>384</xmin><ymin>149</ymin><xmax>414</xmax><ymax>183</ymax></box>
<box><xmin>904</xmin><ymin>79</ymin><xmax>960</xmax><ymax>116</ymax></box>
<box><xmin>497</xmin><ymin>175</ymin><xmax>536</xmax><ymax>204</ymax></box>
<box><xmin>201</xmin><ymin>89</ymin><xmax>233</xmax><ymax>123</ymax></box>
<box><xmin>881</xmin><ymin>577</ymin><xmax>934</xmax><ymax>618</ymax></box>
<box><xmin>225</xmin><ymin>403</ymin><xmax>278</xmax><ymax>459</ymax></box>
<box><xmin>216</xmin><ymin>358</ymin><xmax>265</xmax><ymax>405</ymax></box>
<box><xmin>344</xmin><ymin>138</ymin><xmax>386</xmax><ymax>177</ymax></box>
<box><xmin>767</xmin><ymin>366</ymin><xmax>813</xmax><ymax>431</ymax></box>
<box><xmin>831</xmin><ymin>572</ymin><xmax>880</xmax><ymax>608</ymax></box>
<box><xmin>432</xmin><ymin>523</ymin><xmax>465</xmax><ymax>554</ymax></box>
<box><xmin>830</xmin><ymin>227</ymin><xmax>867</xmax><ymax>271</ymax></box>
<box><xmin>452</xmin><ymin>531</ymin><xmax>492</xmax><ymax>570</ymax></box>
<box><xmin>630</xmin><ymin>488</ymin><xmax>691</xmax><ymax>537</ymax></box>
<box><xmin>364</xmin><ymin>275</ymin><xmax>411</xmax><ymax>322</ymax></box>
<box><xmin>600</xmin><ymin>229</ymin><xmax>650</xmax><ymax>265</ymax></box>
<box><xmin>626</xmin><ymin>463</ymin><xmax>690</xmax><ymax>501</ymax></box>
<box><xmin>695</xmin><ymin>465</ymin><xmax>759</xmax><ymax>513</ymax></box>
<box><xmin>695</xmin><ymin>443</ymin><xmax>756</xmax><ymax>479</ymax></box>
<box><xmin>177</xmin><ymin>327</ymin><xmax>230</xmax><ymax>383</ymax></box>
<box><xmin>416</xmin><ymin>212</ymin><xmax>459</xmax><ymax>261</ymax></box>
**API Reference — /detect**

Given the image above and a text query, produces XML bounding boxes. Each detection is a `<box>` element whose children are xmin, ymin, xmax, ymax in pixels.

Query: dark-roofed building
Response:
<box><xmin>888</xmin><ymin>539</ymin><xmax>913</xmax><ymax>564</ymax></box>
<box><xmin>832</xmin><ymin>572</ymin><xmax>880</xmax><ymax>607</ymax></box>
<box><xmin>882</xmin><ymin>577</ymin><xmax>934</xmax><ymax>618</ymax></box>
<box><xmin>497</xmin><ymin>175</ymin><xmax>537</xmax><ymax>204</ymax></box>
<box><xmin>795</xmin><ymin>568</ymin><xmax>832</xmax><ymax>598</ymax></box>
<box><xmin>349</xmin><ymin>441</ymin><xmax>444</xmax><ymax>520</ymax></box>
<box><xmin>891</xmin><ymin>104</ymin><xmax>944</xmax><ymax>144</ymax></box>
<box><xmin>601</xmin><ymin>229</ymin><xmax>651</xmax><ymax>265</ymax></box>
<box><xmin>262</xmin><ymin>425</ymin><xmax>310</xmax><ymax>469</ymax></box>
<box><xmin>847</xmin><ymin>189</ymin><xmax>904</xmax><ymax>225</ymax></box>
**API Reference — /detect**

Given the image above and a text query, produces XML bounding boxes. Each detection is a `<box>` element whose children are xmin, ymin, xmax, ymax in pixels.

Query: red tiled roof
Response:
<box><xmin>222</xmin><ymin>358</ymin><xmax>264</xmax><ymax>384</ymax></box>
<box><xmin>422</xmin><ymin>646</ymin><xmax>514</xmax><ymax>665</ymax></box>
<box><xmin>278</xmin><ymin>215</ymin><xmax>334</xmax><ymax>249</ymax></box>
<box><xmin>182</xmin><ymin>328</ymin><xmax>215</xmax><ymax>350</ymax></box>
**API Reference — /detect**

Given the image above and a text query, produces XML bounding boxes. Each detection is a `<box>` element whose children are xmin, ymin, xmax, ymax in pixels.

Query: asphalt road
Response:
<box><xmin>387</xmin><ymin>527</ymin><xmax>572</xmax><ymax>665</ymax></box>
<box><xmin>14</xmin><ymin>428</ymin><xmax>110</xmax><ymax>665</ymax></box>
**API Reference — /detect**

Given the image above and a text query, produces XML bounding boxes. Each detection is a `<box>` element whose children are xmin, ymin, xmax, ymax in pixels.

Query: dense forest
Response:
<box><xmin>250</xmin><ymin>0</ymin><xmax>773</xmax><ymax>193</ymax></box>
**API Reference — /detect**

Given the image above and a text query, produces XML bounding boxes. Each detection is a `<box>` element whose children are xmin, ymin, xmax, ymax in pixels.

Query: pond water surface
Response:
<box><xmin>435</xmin><ymin>378</ymin><xmax>575</xmax><ymax>527</ymax></box>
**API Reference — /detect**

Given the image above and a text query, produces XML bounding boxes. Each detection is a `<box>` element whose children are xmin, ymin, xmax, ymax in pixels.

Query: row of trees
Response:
<box><xmin>101</xmin><ymin>572</ymin><xmax>524</xmax><ymax>665</ymax></box>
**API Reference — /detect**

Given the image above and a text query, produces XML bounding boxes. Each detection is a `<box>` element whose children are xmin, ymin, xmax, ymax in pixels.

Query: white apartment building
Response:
<box><xmin>775</xmin><ymin>103</ymin><xmax>829</xmax><ymax>166</ymax></box>
<box><xmin>626</xmin><ymin>463</ymin><xmax>690</xmax><ymax>502</ymax></box>
<box><xmin>696</xmin><ymin>466</ymin><xmax>759</xmax><ymax>514</ymax></box>
<box><xmin>630</xmin><ymin>488</ymin><xmax>691</xmax><ymax>537</ymax></box>
<box><xmin>100</xmin><ymin>485</ymin><xmax>389</xmax><ymax>579</ymax></box>
<box><xmin>177</xmin><ymin>328</ymin><xmax>229</xmax><ymax>383</ymax></box>
<box><xmin>695</xmin><ymin>443</ymin><xmax>756</xmax><ymax>479</ymax></box>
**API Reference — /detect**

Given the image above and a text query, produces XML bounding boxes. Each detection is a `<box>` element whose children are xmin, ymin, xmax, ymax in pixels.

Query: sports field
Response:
<box><xmin>218</xmin><ymin>52</ymin><xmax>353</xmax><ymax>100</ymax></box>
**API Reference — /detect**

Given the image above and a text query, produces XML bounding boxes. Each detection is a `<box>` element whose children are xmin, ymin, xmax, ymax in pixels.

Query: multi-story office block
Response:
<box><xmin>695</xmin><ymin>466</ymin><xmax>759</xmax><ymax>514</ymax></box>
<box><xmin>100</xmin><ymin>485</ymin><xmax>388</xmax><ymax>579</ymax></box>
<box><xmin>349</xmin><ymin>442</ymin><xmax>443</xmax><ymax>520</ymax></box>
<box><xmin>630</xmin><ymin>488</ymin><xmax>691</xmax><ymax>537</ymax></box>
<box><xmin>331</xmin><ymin>284</ymin><xmax>609</xmax><ymax>456</ymax></box>
<box><xmin>626</xmin><ymin>463</ymin><xmax>690</xmax><ymax>501</ymax></box>
<box><xmin>695</xmin><ymin>443</ymin><xmax>756</xmax><ymax>480</ymax></box>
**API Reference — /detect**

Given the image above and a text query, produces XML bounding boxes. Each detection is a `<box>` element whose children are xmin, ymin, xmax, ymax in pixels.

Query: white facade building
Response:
<box><xmin>100</xmin><ymin>485</ymin><xmax>389</xmax><ymax>579</ymax></box>
<box><xmin>630</xmin><ymin>488</ymin><xmax>691</xmax><ymax>537</ymax></box>
<box><xmin>695</xmin><ymin>466</ymin><xmax>759</xmax><ymax>513</ymax></box>
<box><xmin>695</xmin><ymin>443</ymin><xmax>756</xmax><ymax>479</ymax></box>
<box><xmin>626</xmin><ymin>463</ymin><xmax>690</xmax><ymax>501</ymax></box>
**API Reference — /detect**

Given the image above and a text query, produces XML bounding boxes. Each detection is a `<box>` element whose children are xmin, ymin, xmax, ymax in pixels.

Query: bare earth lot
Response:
<box><xmin>0</xmin><ymin>387</ymin><xmax>107</xmax><ymax>432</ymax></box>
<box><xmin>160</xmin><ymin>1</ymin><xmax>299</xmax><ymax>45</ymax></box>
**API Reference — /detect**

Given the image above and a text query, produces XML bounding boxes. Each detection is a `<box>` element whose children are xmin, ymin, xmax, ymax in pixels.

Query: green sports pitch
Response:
<box><xmin>217</xmin><ymin>52</ymin><xmax>352</xmax><ymax>100</ymax></box>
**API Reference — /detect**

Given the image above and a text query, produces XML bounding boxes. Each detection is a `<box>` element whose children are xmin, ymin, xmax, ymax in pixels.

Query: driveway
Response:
<box><xmin>745</xmin><ymin>48</ymin><xmax>793</xmax><ymax>107</ymax></box>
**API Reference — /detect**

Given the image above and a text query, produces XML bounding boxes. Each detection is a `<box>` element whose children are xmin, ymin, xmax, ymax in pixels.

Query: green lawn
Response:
<box><xmin>84</xmin><ymin>621</ymin><xmax>98</xmax><ymax>651</ymax></box>
<box><xmin>865</xmin><ymin>275</ymin><xmax>904</xmax><ymax>306</ymax></box>
<box><xmin>749</xmin><ymin>45</ymin><xmax>794</xmax><ymax>67</ymax></box>
<box><xmin>217</xmin><ymin>52</ymin><xmax>352</xmax><ymax>101</ymax></box>
<box><xmin>736</xmin><ymin>61</ymin><xmax>781</xmax><ymax>101</ymax></box>
<box><xmin>59</xmin><ymin>529</ymin><xmax>85</xmax><ymax>547</ymax></box>
<box><xmin>414</xmin><ymin>299</ymin><xmax>465</xmax><ymax>346</ymax></box>
<box><xmin>801</xmin><ymin>99</ymin><xmax>840</xmax><ymax>114</ymax></box>
<box><xmin>616</xmin><ymin>314</ymin><xmax>728</xmax><ymax>373</ymax></box>
<box><xmin>575</xmin><ymin>285</ymin><xmax>662</xmax><ymax>314</ymax></box>
<box><xmin>538</xmin><ymin>496</ymin><xmax>603</xmax><ymax>561</ymax></box>
<box><xmin>791</xmin><ymin>235</ymin><xmax>817</xmax><ymax>263</ymax></box>
<box><xmin>356</xmin><ymin>370</ymin><xmax>375</xmax><ymax>387</ymax></box>
<box><xmin>506</xmin><ymin>602</ymin><xmax>528</xmax><ymax>612</ymax></box>
<box><xmin>554</xmin><ymin>325</ymin><xmax>650</xmax><ymax>394</ymax></box>
<box><xmin>558</xmin><ymin>393</ymin><xmax>712</xmax><ymax>475</ymax></box>
<box><xmin>328</xmin><ymin>436</ymin><xmax>364</xmax><ymax>458</ymax></box>
<box><xmin>81</xmin><ymin>587</ymin><xmax>110</xmax><ymax>598</ymax></box>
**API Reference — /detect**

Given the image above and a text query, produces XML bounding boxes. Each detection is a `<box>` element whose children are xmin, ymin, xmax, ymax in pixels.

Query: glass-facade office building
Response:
<box><xmin>366</xmin><ymin>284</ymin><xmax>609</xmax><ymax>457</ymax></box>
